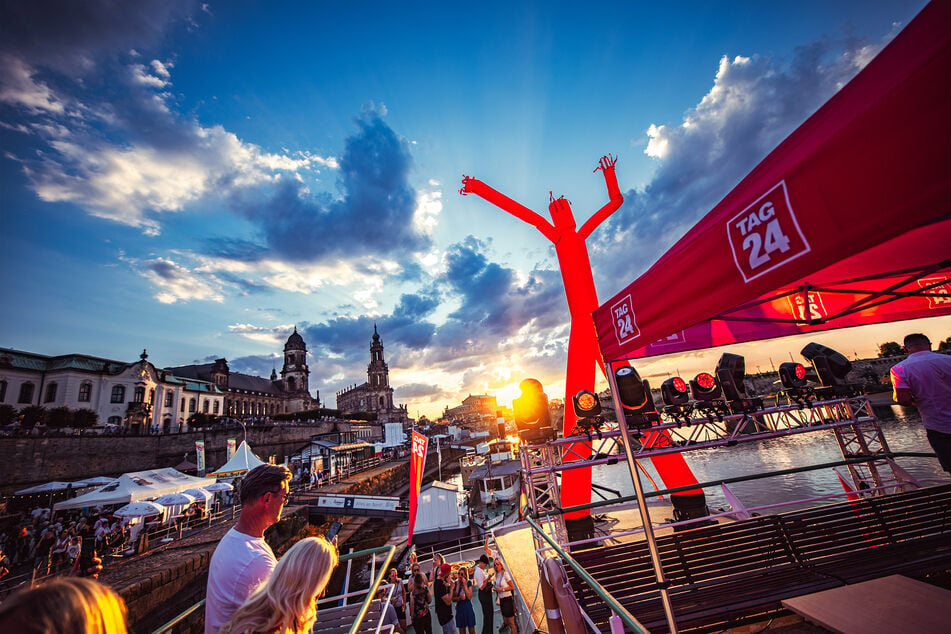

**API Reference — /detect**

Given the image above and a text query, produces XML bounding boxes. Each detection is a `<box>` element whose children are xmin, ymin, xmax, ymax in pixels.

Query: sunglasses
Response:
<box><xmin>270</xmin><ymin>490</ymin><xmax>291</xmax><ymax>504</ymax></box>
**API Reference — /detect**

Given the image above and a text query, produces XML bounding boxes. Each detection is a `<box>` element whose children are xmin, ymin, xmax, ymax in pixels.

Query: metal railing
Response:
<box><xmin>151</xmin><ymin>544</ymin><xmax>395</xmax><ymax>634</ymax></box>
<box><xmin>523</xmin><ymin>511</ymin><xmax>650</xmax><ymax>634</ymax></box>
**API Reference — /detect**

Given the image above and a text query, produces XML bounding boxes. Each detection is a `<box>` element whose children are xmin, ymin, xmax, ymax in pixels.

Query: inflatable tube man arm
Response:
<box><xmin>578</xmin><ymin>154</ymin><xmax>623</xmax><ymax>239</ymax></box>
<box><xmin>460</xmin><ymin>176</ymin><xmax>558</xmax><ymax>243</ymax></box>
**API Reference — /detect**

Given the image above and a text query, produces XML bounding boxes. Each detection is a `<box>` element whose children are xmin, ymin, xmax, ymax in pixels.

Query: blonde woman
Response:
<box><xmin>429</xmin><ymin>552</ymin><xmax>445</xmax><ymax>584</ymax></box>
<box><xmin>221</xmin><ymin>537</ymin><xmax>338</xmax><ymax>634</ymax></box>
<box><xmin>0</xmin><ymin>576</ymin><xmax>128</xmax><ymax>633</ymax></box>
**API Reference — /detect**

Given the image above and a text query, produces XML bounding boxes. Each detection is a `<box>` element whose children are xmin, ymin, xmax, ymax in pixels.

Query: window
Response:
<box><xmin>213</xmin><ymin>401</ymin><xmax>219</xmax><ymax>414</ymax></box>
<box><xmin>202</xmin><ymin>400</ymin><xmax>209</xmax><ymax>413</ymax></box>
<box><xmin>180</xmin><ymin>397</ymin><xmax>185</xmax><ymax>412</ymax></box>
<box><xmin>164</xmin><ymin>391</ymin><xmax>173</xmax><ymax>408</ymax></box>
<box><xmin>18</xmin><ymin>382</ymin><xmax>34</xmax><ymax>404</ymax></box>
<box><xmin>0</xmin><ymin>379</ymin><xmax>6</xmax><ymax>402</ymax></box>
<box><xmin>149</xmin><ymin>388</ymin><xmax>155</xmax><ymax>403</ymax></box>
<box><xmin>133</xmin><ymin>386</ymin><xmax>145</xmax><ymax>403</ymax></box>
<box><xmin>107</xmin><ymin>416</ymin><xmax>122</xmax><ymax>426</ymax></box>
<box><xmin>110</xmin><ymin>385</ymin><xmax>125</xmax><ymax>403</ymax></box>
<box><xmin>189</xmin><ymin>398</ymin><xmax>196</xmax><ymax>413</ymax></box>
<box><xmin>44</xmin><ymin>382</ymin><xmax>58</xmax><ymax>403</ymax></box>
<box><xmin>78</xmin><ymin>382</ymin><xmax>91</xmax><ymax>402</ymax></box>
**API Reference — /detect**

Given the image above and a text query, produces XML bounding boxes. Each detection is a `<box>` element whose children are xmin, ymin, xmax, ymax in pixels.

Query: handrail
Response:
<box><xmin>523</xmin><ymin>511</ymin><xmax>650</xmax><ymax>634</ymax></box>
<box><xmin>340</xmin><ymin>544</ymin><xmax>395</xmax><ymax>634</ymax></box>
<box><xmin>149</xmin><ymin>545</ymin><xmax>395</xmax><ymax>634</ymax></box>
<box><xmin>531</xmin><ymin>452</ymin><xmax>928</xmax><ymax>519</ymax></box>
<box><xmin>150</xmin><ymin>599</ymin><xmax>205</xmax><ymax>634</ymax></box>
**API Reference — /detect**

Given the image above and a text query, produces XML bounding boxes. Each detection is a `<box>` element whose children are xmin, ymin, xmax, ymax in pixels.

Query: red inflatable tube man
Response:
<box><xmin>461</xmin><ymin>156</ymin><xmax>701</xmax><ymax>521</ymax></box>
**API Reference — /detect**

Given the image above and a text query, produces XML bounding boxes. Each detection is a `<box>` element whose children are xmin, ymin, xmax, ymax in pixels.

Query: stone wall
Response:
<box><xmin>0</xmin><ymin>423</ymin><xmax>337</xmax><ymax>494</ymax></box>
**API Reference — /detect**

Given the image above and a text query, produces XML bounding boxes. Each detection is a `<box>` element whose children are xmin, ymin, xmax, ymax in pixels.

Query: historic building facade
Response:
<box><xmin>0</xmin><ymin>348</ymin><xmax>223</xmax><ymax>433</ymax></box>
<box><xmin>335</xmin><ymin>326</ymin><xmax>409</xmax><ymax>424</ymax></box>
<box><xmin>166</xmin><ymin>327</ymin><xmax>319</xmax><ymax>418</ymax></box>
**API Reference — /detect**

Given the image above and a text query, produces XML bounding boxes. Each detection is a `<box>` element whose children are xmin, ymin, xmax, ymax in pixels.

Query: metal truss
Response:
<box><xmin>519</xmin><ymin>440</ymin><xmax>569</xmax><ymax>551</ymax></box>
<box><xmin>519</xmin><ymin>395</ymin><xmax>903</xmax><ymax>548</ymax></box>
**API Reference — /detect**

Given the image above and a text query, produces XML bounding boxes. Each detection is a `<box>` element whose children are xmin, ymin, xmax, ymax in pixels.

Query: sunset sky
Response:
<box><xmin>1</xmin><ymin>0</ymin><xmax>946</xmax><ymax>419</ymax></box>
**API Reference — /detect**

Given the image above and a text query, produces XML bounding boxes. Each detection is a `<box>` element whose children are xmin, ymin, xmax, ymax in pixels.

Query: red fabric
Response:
<box><xmin>594</xmin><ymin>0</ymin><xmax>951</xmax><ymax>362</ymax></box>
<box><xmin>408</xmin><ymin>431</ymin><xmax>428</xmax><ymax>545</ymax></box>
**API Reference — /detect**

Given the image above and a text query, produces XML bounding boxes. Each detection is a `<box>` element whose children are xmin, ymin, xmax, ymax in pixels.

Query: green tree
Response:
<box><xmin>47</xmin><ymin>406</ymin><xmax>73</xmax><ymax>428</ymax></box>
<box><xmin>72</xmin><ymin>408</ymin><xmax>98</xmax><ymax>428</ymax></box>
<box><xmin>189</xmin><ymin>412</ymin><xmax>218</xmax><ymax>427</ymax></box>
<box><xmin>20</xmin><ymin>405</ymin><xmax>48</xmax><ymax>428</ymax></box>
<box><xmin>878</xmin><ymin>341</ymin><xmax>903</xmax><ymax>357</ymax></box>
<box><xmin>0</xmin><ymin>404</ymin><xmax>17</xmax><ymax>426</ymax></box>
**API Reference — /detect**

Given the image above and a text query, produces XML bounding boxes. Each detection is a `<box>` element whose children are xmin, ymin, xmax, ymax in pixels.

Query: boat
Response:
<box><xmin>465</xmin><ymin>437</ymin><xmax>521</xmax><ymax>505</ymax></box>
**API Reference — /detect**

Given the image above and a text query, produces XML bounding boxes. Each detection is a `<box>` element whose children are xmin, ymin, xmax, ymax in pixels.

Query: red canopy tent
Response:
<box><xmin>594</xmin><ymin>0</ymin><xmax>951</xmax><ymax>363</ymax></box>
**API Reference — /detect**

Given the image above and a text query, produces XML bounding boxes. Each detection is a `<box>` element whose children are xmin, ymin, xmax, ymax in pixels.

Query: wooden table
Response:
<box><xmin>782</xmin><ymin>575</ymin><xmax>951</xmax><ymax>633</ymax></box>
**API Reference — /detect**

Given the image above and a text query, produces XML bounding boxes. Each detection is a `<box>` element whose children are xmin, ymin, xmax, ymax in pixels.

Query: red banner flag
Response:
<box><xmin>408</xmin><ymin>431</ymin><xmax>428</xmax><ymax>545</ymax></box>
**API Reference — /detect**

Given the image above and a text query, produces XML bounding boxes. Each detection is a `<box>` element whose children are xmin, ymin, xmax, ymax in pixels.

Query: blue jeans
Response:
<box><xmin>440</xmin><ymin>617</ymin><xmax>459</xmax><ymax>634</ymax></box>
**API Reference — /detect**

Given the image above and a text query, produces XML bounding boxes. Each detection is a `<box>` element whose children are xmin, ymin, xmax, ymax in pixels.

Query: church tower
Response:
<box><xmin>281</xmin><ymin>326</ymin><xmax>318</xmax><ymax>411</ymax></box>
<box><xmin>367</xmin><ymin>323</ymin><xmax>390</xmax><ymax>398</ymax></box>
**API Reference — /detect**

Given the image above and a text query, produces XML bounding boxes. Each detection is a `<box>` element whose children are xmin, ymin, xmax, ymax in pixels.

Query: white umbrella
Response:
<box><xmin>181</xmin><ymin>488</ymin><xmax>213</xmax><ymax>503</ymax></box>
<box><xmin>152</xmin><ymin>492</ymin><xmax>196</xmax><ymax>506</ymax></box>
<box><xmin>203</xmin><ymin>482</ymin><xmax>234</xmax><ymax>492</ymax></box>
<box><xmin>114</xmin><ymin>501</ymin><xmax>166</xmax><ymax>518</ymax></box>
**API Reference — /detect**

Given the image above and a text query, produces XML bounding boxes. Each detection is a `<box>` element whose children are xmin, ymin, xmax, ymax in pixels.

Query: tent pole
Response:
<box><xmin>606</xmin><ymin>360</ymin><xmax>679</xmax><ymax>634</ymax></box>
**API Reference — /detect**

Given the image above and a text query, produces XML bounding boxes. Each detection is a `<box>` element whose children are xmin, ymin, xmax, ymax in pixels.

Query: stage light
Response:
<box><xmin>715</xmin><ymin>353</ymin><xmax>747</xmax><ymax>402</ymax></box>
<box><xmin>779</xmin><ymin>362</ymin><xmax>808</xmax><ymax>389</ymax></box>
<box><xmin>572</xmin><ymin>390</ymin><xmax>602</xmax><ymax>418</ymax></box>
<box><xmin>690</xmin><ymin>372</ymin><xmax>721</xmax><ymax>401</ymax></box>
<box><xmin>800</xmin><ymin>342</ymin><xmax>852</xmax><ymax>386</ymax></box>
<box><xmin>614</xmin><ymin>365</ymin><xmax>659</xmax><ymax>429</ymax></box>
<box><xmin>661</xmin><ymin>377</ymin><xmax>690</xmax><ymax>406</ymax></box>
<box><xmin>513</xmin><ymin>378</ymin><xmax>555</xmax><ymax>443</ymax></box>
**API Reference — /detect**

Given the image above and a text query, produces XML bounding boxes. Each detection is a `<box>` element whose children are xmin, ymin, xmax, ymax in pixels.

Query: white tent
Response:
<box><xmin>207</xmin><ymin>440</ymin><xmax>265</xmax><ymax>478</ymax></box>
<box><xmin>15</xmin><ymin>481</ymin><xmax>73</xmax><ymax>495</ymax></box>
<box><xmin>53</xmin><ymin>468</ymin><xmax>214</xmax><ymax>511</ymax></box>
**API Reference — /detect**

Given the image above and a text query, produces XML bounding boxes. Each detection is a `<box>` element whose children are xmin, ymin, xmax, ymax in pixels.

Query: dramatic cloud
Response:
<box><xmin>139</xmin><ymin>257</ymin><xmax>224</xmax><ymax>304</ymax></box>
<box><xmin>590</xmin><ymin>38</ymin><xmax>884</xmax><ymax>293</ymax></box>
<box><xmin>0</xmin><ymin>1</ymin><xmax>196</xmax><ymax>75</ymax></box>
<box><xmin>0</xmin><ymin>2</ymin><xmax>335</xmax><ymax>234</ymax></box>
<box><xmin>235</xmin><ymin>110</ymin><xmax>434</xmax><ymax>263</ymax></box>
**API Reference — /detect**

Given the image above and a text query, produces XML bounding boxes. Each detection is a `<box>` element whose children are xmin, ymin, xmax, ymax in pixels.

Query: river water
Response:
<box><xmin>592</xmin><ymin>405</ymin><xmax>948</xmax><ymax>515</ymax></box>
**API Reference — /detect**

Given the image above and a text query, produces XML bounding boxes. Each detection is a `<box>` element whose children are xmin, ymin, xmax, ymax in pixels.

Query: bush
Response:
<box><xmin>72</xmin><ymin>408</ymin><xmax>98</xmax><ymax>428</ymax></box>
<box><xmin>20</xmin><ymin>405</ymin><xmax>48</xmax><ymax>428</ymax></box>
<box><xmin>0</xmin><ymin>404</ymin><xmax>17</xmax><ymax>426</ymax></box>
<box><xmin>47</xmin><ymin>406</ymin><xmax>73</xmax><ymax>428</ymax></box>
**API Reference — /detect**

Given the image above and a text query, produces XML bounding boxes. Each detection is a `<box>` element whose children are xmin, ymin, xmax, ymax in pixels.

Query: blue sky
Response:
<box><xmin>2</xmin><ymin>0</ymin><xmax>946</xmax><ymax>419</ymax></box>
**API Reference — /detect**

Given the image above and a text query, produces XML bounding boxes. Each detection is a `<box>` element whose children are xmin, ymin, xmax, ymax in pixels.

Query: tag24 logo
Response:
<box><xmin>728</xmin><ymin>181</ymin><xmax>810</xmax><ymax>282</ymax></box>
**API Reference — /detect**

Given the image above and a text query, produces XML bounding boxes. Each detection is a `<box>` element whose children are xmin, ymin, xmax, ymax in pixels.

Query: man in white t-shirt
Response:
<box><xmin>204</xmin><ymin>464</ymin><xmax>292</xmax><ymax>634</ymax></box>
<box><xmin>891</xmin><ymin>333</ymin><xmax>951</xmax><ymax>473</ymax></box>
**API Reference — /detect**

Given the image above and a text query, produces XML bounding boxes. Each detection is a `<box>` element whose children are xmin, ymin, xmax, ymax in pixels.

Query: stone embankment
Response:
<box><xmin>0</xmin><ymin>423</ymin><xmax>338</xmax><ymax>494</ymax></box>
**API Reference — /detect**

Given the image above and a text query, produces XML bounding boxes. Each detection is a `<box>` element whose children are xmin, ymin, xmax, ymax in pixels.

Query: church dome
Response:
<box><xmin>285</xmin><ymin>326</ymin><xmax>306</xmax><ymax>350</ymax></box>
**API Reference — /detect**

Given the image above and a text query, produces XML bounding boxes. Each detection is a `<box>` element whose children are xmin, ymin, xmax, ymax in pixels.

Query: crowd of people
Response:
<box><xmin>0</xmin><ymin>463</ymin><xmax>517</xmax><ymax>634</ymax></box>
<box><xmin>0</xmin><ymin>505</ymin><xmax>131</xmax><ymax>587</ymax></box>
<box><xmin>394</xmin><ymin>541</ymin><xmax>517</xmax><ymax>634</ymax></box>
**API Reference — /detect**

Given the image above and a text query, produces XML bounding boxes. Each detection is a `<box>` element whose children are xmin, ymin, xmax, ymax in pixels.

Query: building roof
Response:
<box><xmin>0</xmin><ymin>348</ymin><xmax>131</xmax><ymax>374</ymax></box>
<box><xmin>285</xmin><ymin>327</ymin><xmax>306</xmax><ymax>350</ymax></box>
<box><xmin>329</xmin><ymin>442</ymin><xmax>373</xmax><ymax>452</ymax></box>
<box><xmin>469</xmin><ymin>459</ymin><xmax>522</xmax><ymax>480</ymax></box>
<box><xmin>228</xmin><ymin>372</ymin><xmax>281</xmax><ymax>394</ymax></box>
<box><xmin>164</xmin><ymin>363</ymin><xmax>281</xmax><ymax>395</ymax></box>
